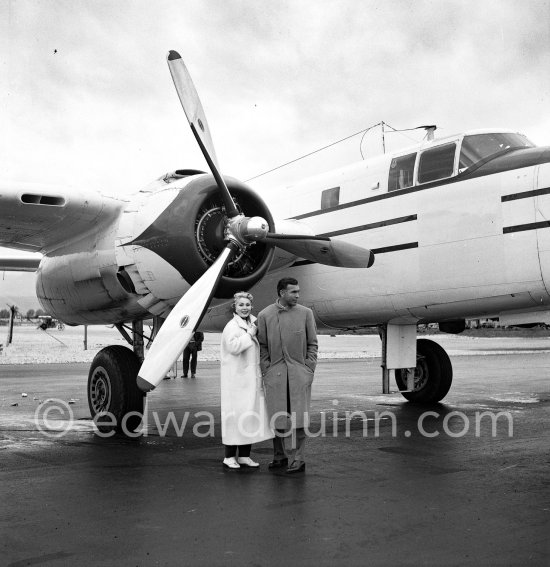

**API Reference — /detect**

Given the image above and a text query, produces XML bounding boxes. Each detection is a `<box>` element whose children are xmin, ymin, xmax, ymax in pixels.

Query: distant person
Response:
<box><xmin>182</xmin><ymin>331</ymin><xmax>204</xmax><ymax>378</ymax></box>
<box><xmin>220</xmin><ymin>292</ymin><xmax>273</xmax><ymax>469</ymax></box>
<box><xmin>257</xmin><ymin>277</ymin><xmax>318</xmax><ymax>474</ymax></box>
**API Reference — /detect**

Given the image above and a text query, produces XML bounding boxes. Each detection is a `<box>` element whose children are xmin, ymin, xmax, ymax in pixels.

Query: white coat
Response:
<box><xmin>220</xmin><ymin>314</ymin><xmax>274</xmax><ymax>445</ymax></box>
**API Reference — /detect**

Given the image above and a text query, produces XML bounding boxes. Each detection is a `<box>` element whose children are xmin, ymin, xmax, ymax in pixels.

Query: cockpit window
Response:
<box><xmin>418</xmin><ymin>143</ymin><xmax>457</xmax><ymax>184</ymax></box>
<box><xmin>388</xmin><ymin>153</ymin><xmax>416</xmax><ymax>191</ymax></box>
<box><xmin>459</xmin><ymin>133</ymin><xmax>533</xmax><ymax>169</ymax></box>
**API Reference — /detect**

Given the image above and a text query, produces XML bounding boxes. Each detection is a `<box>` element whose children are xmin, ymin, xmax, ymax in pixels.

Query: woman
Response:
<box><xmin>220</xmin><ymin>291</ymin><xmax>274</xmax><ymax>469</ymax></box>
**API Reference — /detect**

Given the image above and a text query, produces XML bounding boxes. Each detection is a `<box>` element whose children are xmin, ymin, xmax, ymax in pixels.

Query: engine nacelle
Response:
<box><xmin>36</xmin><ymin>172</ymin><xmax>275</xmax><ymax>325</ymax></box>
<box><xmin>115</xmin><ymin>173</ymin><xmax>275</xmax><ymax>318</ymax></box>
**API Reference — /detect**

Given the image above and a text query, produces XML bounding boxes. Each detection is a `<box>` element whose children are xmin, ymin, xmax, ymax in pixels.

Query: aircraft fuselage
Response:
<box><xmin>35</xmin><ymin>130</ymin><xmax>550</xmax><ymax>333</ymax></box>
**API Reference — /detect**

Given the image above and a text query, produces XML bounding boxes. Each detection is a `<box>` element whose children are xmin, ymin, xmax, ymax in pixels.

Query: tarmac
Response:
<box><xmin>1</xmin><ymin>338</ymin><xmax>549</xmax><ymax>566</ymax></box>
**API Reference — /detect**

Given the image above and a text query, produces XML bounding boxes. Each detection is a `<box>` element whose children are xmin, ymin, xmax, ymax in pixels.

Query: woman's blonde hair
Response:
<box><xmin>232</xmin><ymin>291</ymin><xmax>253</xmax><ymax>313</ymax></box>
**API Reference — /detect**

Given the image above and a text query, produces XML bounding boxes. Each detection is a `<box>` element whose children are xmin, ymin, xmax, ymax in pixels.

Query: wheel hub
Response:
<box><xmin>89</xmin><ymin>366</ymin><xmax>111</xmax><ymax>413</ymax></box>
<box><xmin>412</xmin><ymin>355</ymin><xmax>429</xmax><ymax>391</ymax></box>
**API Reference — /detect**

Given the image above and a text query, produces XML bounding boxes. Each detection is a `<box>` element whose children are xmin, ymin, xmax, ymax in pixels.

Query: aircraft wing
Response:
<box><xmin>0</xmin><ymin>255</ymin><xmax>41</xmax><ymax>271</ymax></box>
<box><xmin>0</xmin><ymin>182</ymin><xmax>125</xmax><ymax>253</ymax></box>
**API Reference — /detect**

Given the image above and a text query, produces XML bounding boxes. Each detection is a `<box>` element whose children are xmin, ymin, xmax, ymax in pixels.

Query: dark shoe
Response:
<box><xmin>181</xmin><ymin>375</ymin><xmax>188</xmax><ymax>379</ymax></box>
<box><xmin>268</xmin><ymin>458</ymin><xmax>288</xmax><ymax>470</ymax></box>
<box><xmin>191</xmin><ymin>374</ymin><xmax>196</xmax><ymax>379</ymax></box>
<box><xmin>286</xmin><ymin>460</ymin><xmax>306</xmax><ymax>474</ymax></box>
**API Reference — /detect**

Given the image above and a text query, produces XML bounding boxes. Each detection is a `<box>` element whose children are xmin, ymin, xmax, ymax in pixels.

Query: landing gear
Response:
<box><xmin>88</xmin><ymin>345</ymin><xmax>144</xmax><ymax>433</ymax></box>
<box><xmin>395</xmin><ymin>338</ymin><xmax>453</xmax><ymax>403</ymax></box>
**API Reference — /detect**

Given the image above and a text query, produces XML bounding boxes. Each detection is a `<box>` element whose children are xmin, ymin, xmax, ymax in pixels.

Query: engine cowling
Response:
<box><xmin>36</xmin><ymin>173</ymin><xmax>276</xmax><ymax>326</ymax></box>
<box><xmin>127</xmin><ymin>173</ymin><xmax>275</xmax><ymax>299</ymax></box>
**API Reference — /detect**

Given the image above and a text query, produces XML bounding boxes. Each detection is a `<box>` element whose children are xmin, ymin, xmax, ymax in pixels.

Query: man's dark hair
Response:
<box><xmin>277</xmin><ymin>277</ymin><xmax>298</xmax><ymax>295</ymax></box>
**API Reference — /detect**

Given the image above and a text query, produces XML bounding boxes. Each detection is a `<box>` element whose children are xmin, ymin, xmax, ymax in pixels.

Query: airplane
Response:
<box><xmin>2</xmin><ymin>50</ymin><xmax>550</xmax><ymax>434</ymax></box>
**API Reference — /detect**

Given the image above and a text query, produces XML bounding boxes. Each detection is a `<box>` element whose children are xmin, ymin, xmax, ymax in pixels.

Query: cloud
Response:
<box><xmin>0</xmin><ymin>0</ymin><xmax>548</xmax><ymax>194</ymax></box>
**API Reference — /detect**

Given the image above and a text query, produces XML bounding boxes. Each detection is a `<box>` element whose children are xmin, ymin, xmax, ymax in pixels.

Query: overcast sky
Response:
<box><xmin>2</xmin><ymin>0</ymin><xmax>549</xmax><ymax>194</ymax></box>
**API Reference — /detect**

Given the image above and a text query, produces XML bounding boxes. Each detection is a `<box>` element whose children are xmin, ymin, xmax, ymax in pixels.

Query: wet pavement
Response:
<box><xmin>1</xmin><ymin>341</ymin><xmax>549</xmax><ymax>566</ymax></box>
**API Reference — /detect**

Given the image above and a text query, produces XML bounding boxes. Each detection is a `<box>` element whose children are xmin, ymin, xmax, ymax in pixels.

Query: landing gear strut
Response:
<box><xmin>379</xmin><ymin>325</ymin><xmax>453</xmax><ymax>403</ymax></box>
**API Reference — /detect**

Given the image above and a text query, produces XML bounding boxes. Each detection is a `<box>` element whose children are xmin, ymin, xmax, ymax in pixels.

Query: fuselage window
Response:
<box><xmin>388</xmin><ymin>153</ymin><xmax>416</xmax><ymax>191</ymax></box>
<box><xmin>321</xmin><ymin>186</ymin><xmax>340</xmax><ymax>209</ymax></box>
<box><xmin>418</xmin><ymin>143</ymin><xmax>457</xmax><ymax>184</ymax></box>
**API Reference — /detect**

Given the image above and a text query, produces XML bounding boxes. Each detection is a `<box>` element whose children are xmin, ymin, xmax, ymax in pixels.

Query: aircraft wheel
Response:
<box><xmin>395</xmin><ymin>338</ymin><xmax>452</xmax><ymax>403</ymax></box>
<box><xmin>88</xmin><ymin>345</ymin><xmax>144</xmax><ymax>434</ymax></box>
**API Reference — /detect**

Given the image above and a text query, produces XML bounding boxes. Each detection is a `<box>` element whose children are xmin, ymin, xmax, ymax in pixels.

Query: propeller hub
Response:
<box><xmin>228</xmin><ymin>215</ymin><xmax>269</xmax><ymax>244</ymax></box>
<box><xmin>243</xmin><ymin>216</ymin><xmax>270</xmax><ymax>240</ymax></box>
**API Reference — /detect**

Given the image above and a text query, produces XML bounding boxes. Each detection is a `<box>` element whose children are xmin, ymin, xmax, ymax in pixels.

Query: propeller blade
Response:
<box><xmin>167</xmin><ymin>50</ymin><xmax>239</xmax><ymax>218</ymax></box>
<box><xmin>136</xmin><ymin>244</ymin><xmax>236</xmax><ymax>392</ymax></box>
<box><xmin>264</xmin><ymin>234</ymin><xmax>375</xmax><ymax>268</ymax></box>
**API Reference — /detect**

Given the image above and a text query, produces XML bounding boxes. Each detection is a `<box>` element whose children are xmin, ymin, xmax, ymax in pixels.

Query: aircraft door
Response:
<box><xmin>536</xmin><ymin>163</ymin><xmax>550</xmax><ymax>296</ymax></box>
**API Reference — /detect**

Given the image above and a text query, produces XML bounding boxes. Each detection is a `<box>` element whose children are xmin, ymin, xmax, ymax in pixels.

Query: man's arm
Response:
<box><xmin>257</xmin><ymin>313</ymin><xmax>271</xmax><ymax>375</ymax></box>
<box><xmin>305</xmin><ymin>309</ymin><xmax>318</xmax><ymax>371</ymax></box>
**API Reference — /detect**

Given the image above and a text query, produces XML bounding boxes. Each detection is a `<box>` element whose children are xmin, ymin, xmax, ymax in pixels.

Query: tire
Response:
<box><xmin>88</xmin><ymin>345</ymin><xmax>144</xmax><ymax>434</ymax></box>
<box><xmin>395</xmin><ymin>338</ymin><xmax>453</xmax><ymax>403</ymax></box>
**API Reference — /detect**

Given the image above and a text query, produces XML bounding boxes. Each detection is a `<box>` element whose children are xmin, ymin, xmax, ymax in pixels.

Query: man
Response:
<box><xmin>257</xmin><ymin>277</ymin><xmax>318</xmax><ymax>473</ymax></box>
<box><xmin>182</xmin><ymin>331</ymin><xmax>204</xmax><ymax>378</ymax></box>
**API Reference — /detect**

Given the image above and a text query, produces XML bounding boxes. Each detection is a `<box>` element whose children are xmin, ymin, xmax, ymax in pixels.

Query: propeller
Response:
<box><xmin>167</xmin><ymin>51</ymin><xmax>238</xmax><ymax>218</ymax></box>
<box><xmin>263</xmin><ymin>234</ymin><xmax>374</xmax><ymax>268</ymax></box>
<box><xmin>136</xmin><ymin>244</ymin><xmax>236</xmax><ymax>392</ymax></box>
<box><xmin>136</xmin><ymin>51</ymin><xmax>375</xmax><ymax>392</ymax></box>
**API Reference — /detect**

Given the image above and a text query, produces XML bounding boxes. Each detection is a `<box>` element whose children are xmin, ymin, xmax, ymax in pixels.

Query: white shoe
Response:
<box><xmin>237</xmin><ymin>457</ymin><xmax>260</xmax><ymax>468</ymax></box>
<box><xmin>223</xmin><ymin>457</ymin><xmax>240</xmax><ymax>469</ymax></box>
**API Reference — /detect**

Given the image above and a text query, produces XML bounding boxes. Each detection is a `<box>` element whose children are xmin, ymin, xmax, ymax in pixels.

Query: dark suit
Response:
<box><xmin>183</xmin><ymin>331</ymin><xmax>204</xmax><ymax>376</ymax></box>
